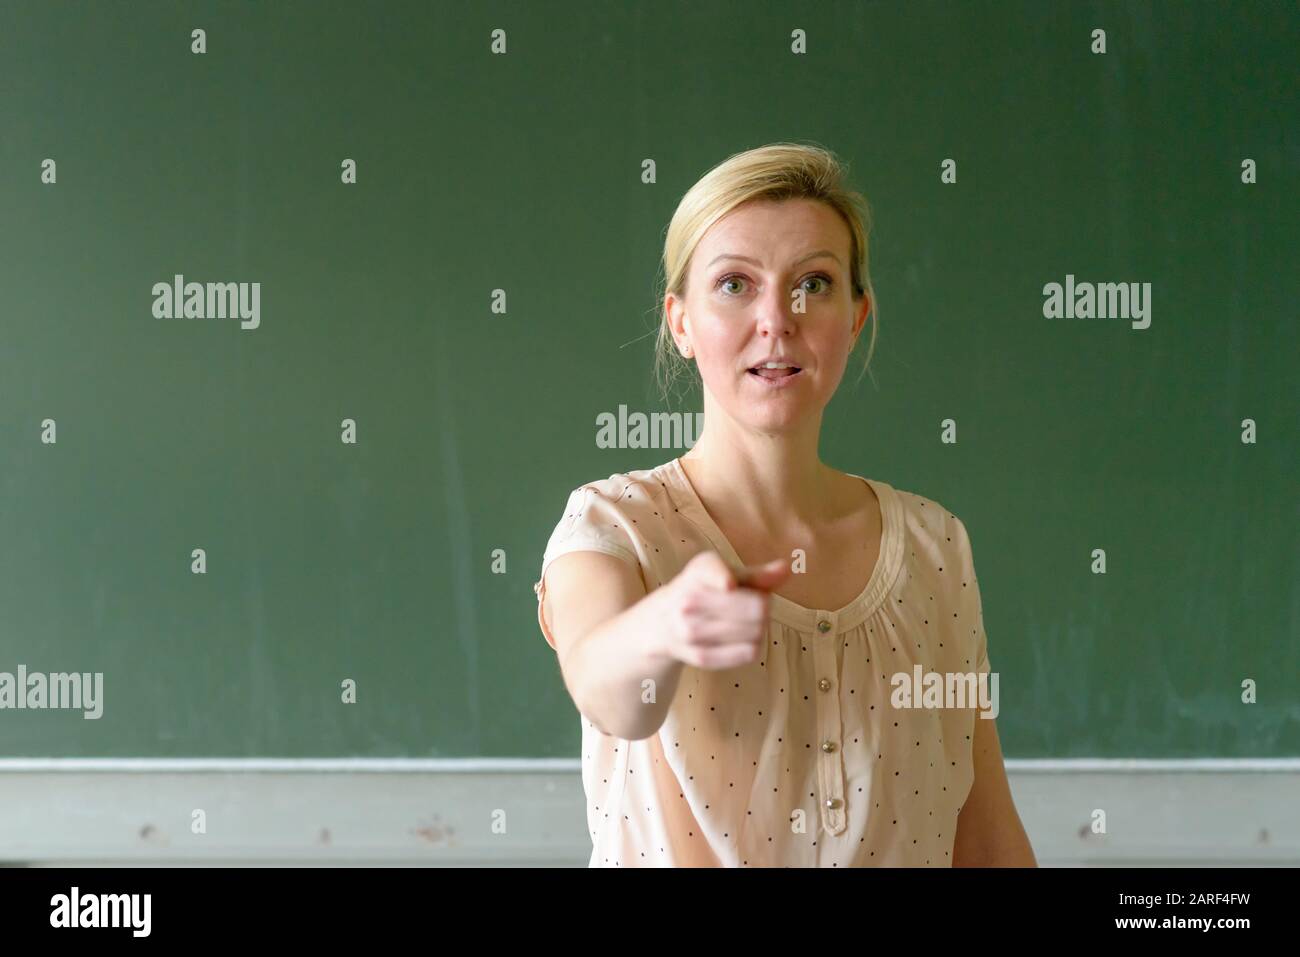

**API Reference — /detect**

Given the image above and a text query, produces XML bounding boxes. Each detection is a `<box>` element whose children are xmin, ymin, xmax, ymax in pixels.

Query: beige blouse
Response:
<box><xmin>534</xmin><ymin>456</ymin><xmax>991</xmax><ymax>867</ymax></box>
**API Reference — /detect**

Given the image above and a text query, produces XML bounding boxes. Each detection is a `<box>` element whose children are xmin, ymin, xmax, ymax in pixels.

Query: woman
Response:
<box><xmin>534</xmin><ymin>142</ymin><xmax>1035</xmax><ymax>867</ymax></box>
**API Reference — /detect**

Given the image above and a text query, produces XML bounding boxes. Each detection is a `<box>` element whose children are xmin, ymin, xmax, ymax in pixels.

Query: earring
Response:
<box><xmin>682</xmin><ymin>345</ymin><xmax>693</xmax><ymax>358</ymax></box>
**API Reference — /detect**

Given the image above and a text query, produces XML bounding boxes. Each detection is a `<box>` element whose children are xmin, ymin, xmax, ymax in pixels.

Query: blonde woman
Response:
<box><xmin>534</xmin><ymin>143</ymin><xmax>1035</xmax><ymax>868</ymax></box>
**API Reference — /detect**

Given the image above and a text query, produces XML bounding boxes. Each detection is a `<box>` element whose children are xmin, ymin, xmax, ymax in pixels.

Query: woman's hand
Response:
<box><xmin>651</xmin><ymin>551</ymin><xmax>791</xmax><ymax>670</ymax></box>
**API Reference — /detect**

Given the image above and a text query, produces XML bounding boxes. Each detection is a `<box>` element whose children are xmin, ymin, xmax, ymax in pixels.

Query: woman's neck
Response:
<box><xmin>679</xmin><ymin>436</ymin><xmax>838</xmax><ymax>532</ymax></box>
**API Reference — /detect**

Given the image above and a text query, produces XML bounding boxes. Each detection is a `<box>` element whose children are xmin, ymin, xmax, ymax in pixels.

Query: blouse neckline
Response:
<box><xmin>662</xmin><ymin>455</ymin><xmax>905</xmax><ymax>634</ymax></box>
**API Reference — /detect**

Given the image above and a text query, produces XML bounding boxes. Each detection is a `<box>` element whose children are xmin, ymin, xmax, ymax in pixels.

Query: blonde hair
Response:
<box><xmin>652</xmin><ymin>142</ymin><xmax>879</xmax><ymax>406</ymax></box>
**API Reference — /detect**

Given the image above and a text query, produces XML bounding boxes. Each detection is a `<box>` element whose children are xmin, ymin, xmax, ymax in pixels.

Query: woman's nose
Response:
<box><xmin>754</xmin><ymin>291</ymin><xmax>797</xmax><ymax>337</ymax></box>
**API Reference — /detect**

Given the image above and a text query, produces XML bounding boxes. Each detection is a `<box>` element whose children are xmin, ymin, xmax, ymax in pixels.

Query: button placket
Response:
<box><xmin>811</xmin><ymin>609</ymin><xmax>847</xmax><ymax>836</ymax></box>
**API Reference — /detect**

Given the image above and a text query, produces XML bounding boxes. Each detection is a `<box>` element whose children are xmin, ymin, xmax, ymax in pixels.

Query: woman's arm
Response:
<box><xmin>541</xmin><ymin>551</ymin><xmax>686</xmax><ymax>741</ymax></box>
<box><xmin>541</xmin><ymin>550</ymin><xmax>783</xmax><ymax>741</ymax></box>
<box><xmin>951</xmin><ymin>714</ymin><xmax>1037</xmax><ymax>866</ymax></box>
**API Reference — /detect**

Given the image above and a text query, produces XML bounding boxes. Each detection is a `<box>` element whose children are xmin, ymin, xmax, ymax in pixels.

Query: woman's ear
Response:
<box><xmin>665</xmin><ymin>294</ymin><xmax>693</xmax><ymax>356</ymax></box>
<box><xmin>852</xmin><ymin>293</ymin><xmax>872</xmax><ymax>337</ymax></box>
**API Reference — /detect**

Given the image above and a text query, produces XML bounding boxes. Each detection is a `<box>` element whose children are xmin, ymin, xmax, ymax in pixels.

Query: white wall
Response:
<box><xmin>1</xmin><ymin>759</ymin><xmax>1295</xmax><ymax>866</ymax></box>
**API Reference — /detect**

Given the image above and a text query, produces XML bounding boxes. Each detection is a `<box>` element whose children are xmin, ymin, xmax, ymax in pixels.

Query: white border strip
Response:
<box><xmin>2</xmin><ymin>761</ymin><xmax>1295</xmax><ymax>864</ymax></box>
<box><xmin>0</xmin><ymin>757</ymin><xmax>1296</xmax><ymax>773</ymax></box>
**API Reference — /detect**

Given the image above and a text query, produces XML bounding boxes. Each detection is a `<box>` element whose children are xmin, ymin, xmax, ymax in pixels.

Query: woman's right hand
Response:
<box><xmin>652</xmin><ymin>551</ymin><xmax>792</xmax><ymax>670</ymax></box>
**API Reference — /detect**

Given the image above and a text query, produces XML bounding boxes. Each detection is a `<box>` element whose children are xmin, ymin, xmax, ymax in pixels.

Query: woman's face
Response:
<box><xmin>667</xmin><ymin>197</ymin><xmax>870</xmax><ymax>432</ymax></box>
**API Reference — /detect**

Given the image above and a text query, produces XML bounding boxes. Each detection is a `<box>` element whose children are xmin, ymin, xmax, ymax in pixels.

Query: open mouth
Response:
<box><xmin>748</xmin><ymin>365</ymin><xmax>802</xmax><ymax>380</ymax></box>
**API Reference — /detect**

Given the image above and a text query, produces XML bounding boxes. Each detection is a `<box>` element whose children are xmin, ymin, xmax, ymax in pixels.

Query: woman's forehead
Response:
<box><xmin>697</xmin><ymin>202</ymin><xmax>850</xmax><ymax>263</ymax></box>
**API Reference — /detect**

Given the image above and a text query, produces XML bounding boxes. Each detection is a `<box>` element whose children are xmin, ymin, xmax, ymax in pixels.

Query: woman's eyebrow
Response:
<box><xmin>706</xmin><ymin>249</ymin><xmax>842</xmax><ymax>269</ymax></box>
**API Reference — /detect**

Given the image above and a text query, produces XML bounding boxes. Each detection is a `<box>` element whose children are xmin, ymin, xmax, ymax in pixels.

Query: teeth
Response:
<box><xmin>756</xmin><ymin>362</ymin><xmax>796</xmax><ymax>369</ymax></box>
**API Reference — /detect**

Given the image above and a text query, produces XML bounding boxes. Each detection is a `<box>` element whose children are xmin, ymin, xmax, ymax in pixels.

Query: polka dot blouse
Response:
<box><xmin>534</xmin><ymin>456</ymin><xmax>991</xmax><ymax>867</ymax></box>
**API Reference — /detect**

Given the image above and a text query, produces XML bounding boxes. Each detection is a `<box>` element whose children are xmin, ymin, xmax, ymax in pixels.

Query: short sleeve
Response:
<box><xmin>952</xmin><ymin>516</ymin><xmax>991</xmax><ymax>676</ymax></box>
<box><xmin>533</xmin><ymin>484</ymin><xmax>642</xmax><ymax>650</ymax></box>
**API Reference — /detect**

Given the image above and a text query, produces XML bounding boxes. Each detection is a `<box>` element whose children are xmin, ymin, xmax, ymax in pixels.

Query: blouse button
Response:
<box><xmin>821</xmin><ymin>740</ymin><xmax>837</xmax><ymax>753</ymax></box>
<box><xmin>818</xmin><ymin>678</ymin><xmax>832</xmax><ymax>692</ymax></box>
<box><xmin>816</xmin><ymin>619</ymin><xmax>831</xmax><ymax>634</ymax></box>
<box><xmin>824</xmin><ymin>797</ymin><xmax>842</xmax><ymax>810</ymax></box>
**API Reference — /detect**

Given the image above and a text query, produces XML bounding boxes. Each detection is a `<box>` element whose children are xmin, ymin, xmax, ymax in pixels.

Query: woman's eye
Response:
<box><xmin>715</xmin><ymin>273</ymin><xmax>833</xmax><ymax>296</ymax></box>
<box><xmin>803</xmin><ymin>274</ymin><xmax>832</xmax><ymax>294</ymax></box>
<box><xmin>718</xmin><ymin>275</ymin><xmax>746</xmax><ymax>295</ymax></box>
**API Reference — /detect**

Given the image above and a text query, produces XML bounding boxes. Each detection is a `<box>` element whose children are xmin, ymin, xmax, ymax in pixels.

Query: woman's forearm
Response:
<box><xmin>562</xmin><ymin>588</ymin><xmax>687</xmax><ymax>741</ymax></box>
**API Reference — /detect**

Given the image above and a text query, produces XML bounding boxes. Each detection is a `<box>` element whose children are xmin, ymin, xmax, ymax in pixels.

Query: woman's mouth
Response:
<box><xmin>747</xmin><ymin>365</ymin><xmax>803</xmax><ymax>387</ymax></box>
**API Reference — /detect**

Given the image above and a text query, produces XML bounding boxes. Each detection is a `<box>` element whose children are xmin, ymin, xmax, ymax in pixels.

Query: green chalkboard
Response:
<box><xmin>1</xmin><ymin>1</ymin><xmax>1295</xmax><ymax>758</ymax></box>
